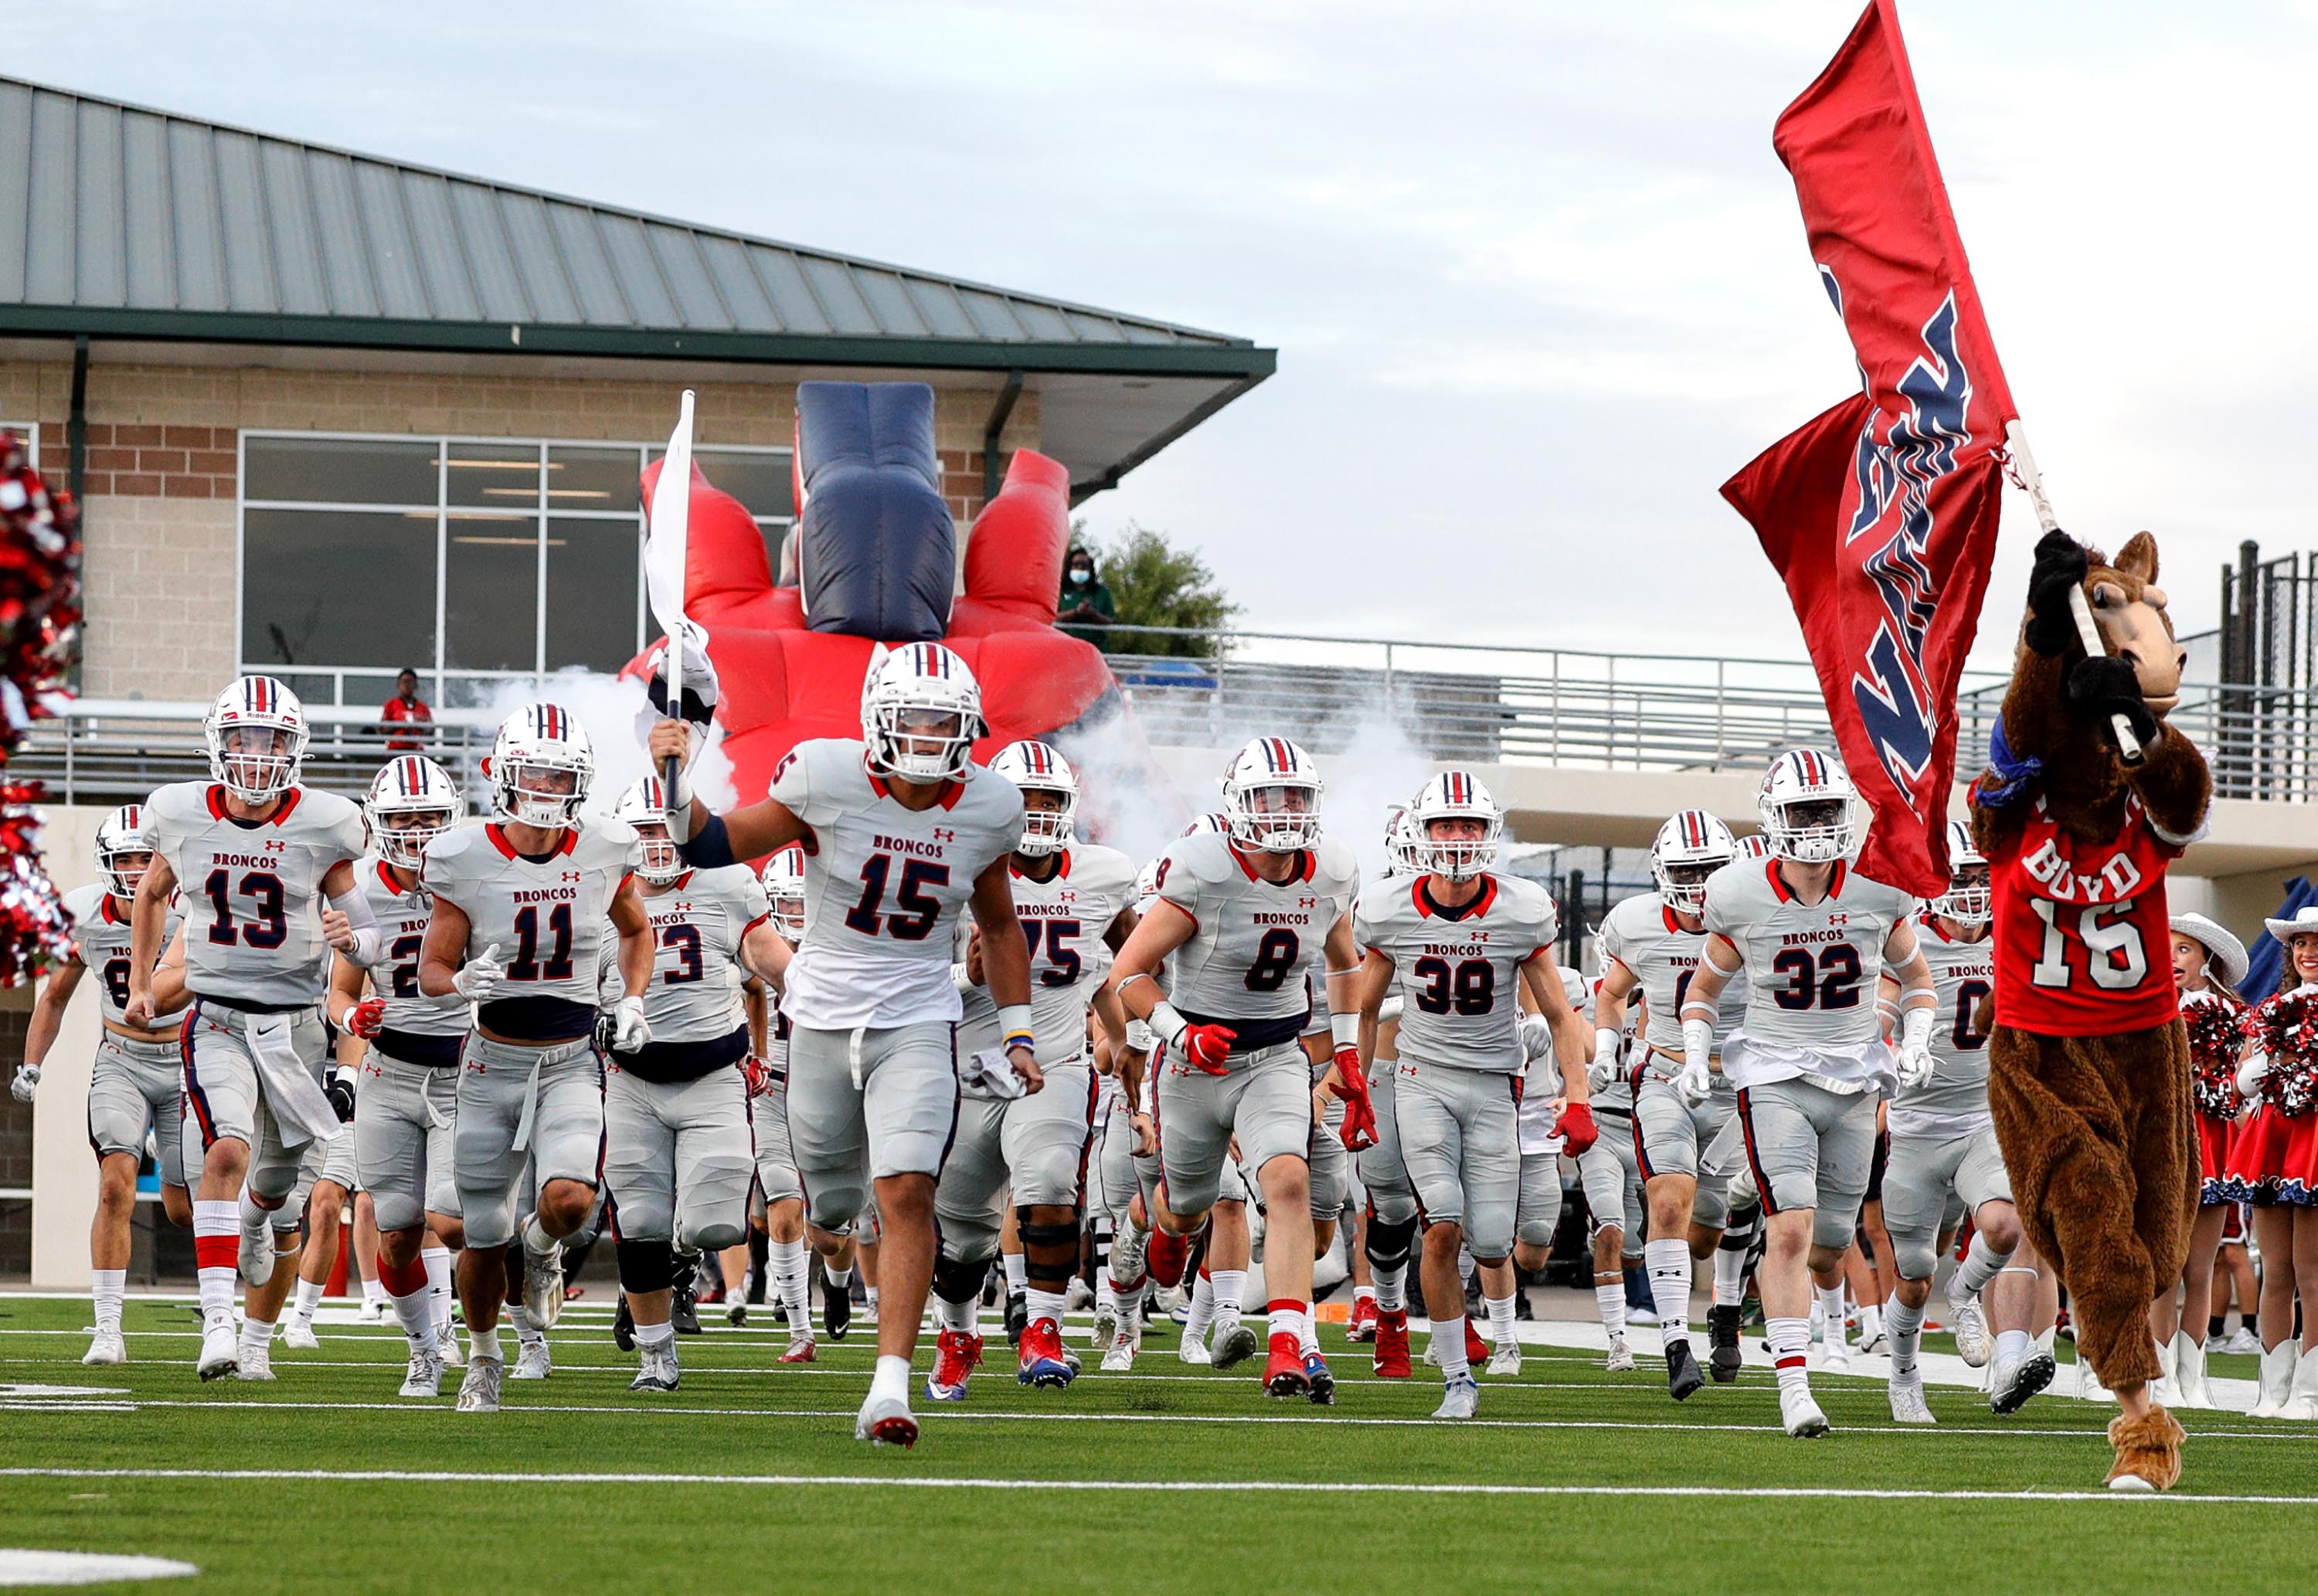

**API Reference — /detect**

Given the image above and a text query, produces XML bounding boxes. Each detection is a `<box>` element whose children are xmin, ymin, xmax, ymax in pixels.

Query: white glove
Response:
<box><xmin>1896</xmin><ymin>1005</ymin><xmax>1936</xmax><ymax>1089</ymax></box>
<box><xmin>8</xmin><ymin>1064</ymin><xmax>37</xmax><ymax>1102</ymax></box>
<box><xmin>453</xmin><ymin>943</ymin><xmax>506</xmax><ymax>1003</ymax></box>
<box><xmin>1518</xmin><ymin>1013</ymin><xmax>1555</xmax><ymax>1066</ymax></box>
<box><xmin>2237</xmin><ymin>1051</ymin><xmax>2272</xmax><ymax>1096</ymax></box>
<box><xmin>1676</xmin><ymin>1059</ymin><xmax>1712</xmax><ymax>1107</ymax></box>
<box><xmin>1587</xmin><ymin>1026</ymin><xmax>1621</xmax><ymax>1092</ymax></box>
<box><xmin>612</xmin><ymin>994</ymin><xmax>651</xmax><ymax>1054</ymax></box>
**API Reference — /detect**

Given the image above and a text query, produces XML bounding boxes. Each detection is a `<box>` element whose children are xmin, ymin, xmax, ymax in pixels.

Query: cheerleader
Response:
<box><xmin>2151</xmin><ymin>914</ymin><xmax>2248</xmax><ymax>1408</ymax></box>
<box><xmin>2225</xmin><ymin>905</ymin><xmax>2318</xmax><ymax>1418</ymax></box>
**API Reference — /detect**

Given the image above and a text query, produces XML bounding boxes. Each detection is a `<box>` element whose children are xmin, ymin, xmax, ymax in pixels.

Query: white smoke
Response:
<box><xmin>471</xmin><ymin>669</ymin><xmax>738</xmax><ymax>822</ymax></box>
<box><xmin>1317</xmin><ymin>717</ymin><xmax>1432</xmax><ymax>880</ymax></box>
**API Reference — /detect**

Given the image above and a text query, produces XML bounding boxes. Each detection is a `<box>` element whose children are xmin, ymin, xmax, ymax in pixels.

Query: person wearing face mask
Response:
<box><xmin>1056</xmin><ymin>546</ymin><xmax>1117</xmax><ymax>650</ymax></box>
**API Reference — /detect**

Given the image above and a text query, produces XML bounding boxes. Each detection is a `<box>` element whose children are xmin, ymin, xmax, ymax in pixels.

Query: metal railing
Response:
<box><xmin>12</xmin><ymin>625</ymin><xmax>2310</xmax><ymax>804</ymax></box>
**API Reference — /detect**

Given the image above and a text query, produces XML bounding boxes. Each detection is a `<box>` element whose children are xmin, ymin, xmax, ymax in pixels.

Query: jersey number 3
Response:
<box><xmin>203</xmin><ymin>868</ymin><xmax>287</xmax><ymax>949</ymax></box>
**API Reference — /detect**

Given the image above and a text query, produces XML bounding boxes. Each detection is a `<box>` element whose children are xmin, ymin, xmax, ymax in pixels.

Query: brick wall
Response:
<box><xmin>2</xmin><ymin>357</ymin><xmax>1043</xmax><ymax>703</ymax></box>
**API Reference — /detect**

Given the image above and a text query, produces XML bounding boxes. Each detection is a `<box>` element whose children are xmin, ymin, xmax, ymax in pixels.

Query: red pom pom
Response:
<box><xmin>0</xmin><ymin>431</ymin><xmax>82</xmax><ymax>987</ymax></box>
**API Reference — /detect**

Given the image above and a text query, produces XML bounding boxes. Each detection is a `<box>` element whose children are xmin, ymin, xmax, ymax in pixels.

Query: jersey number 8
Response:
<box><xmin>1244</xmin><ymin>929</ymin><xmax>1300</xmax><ymax>993</ymax></box>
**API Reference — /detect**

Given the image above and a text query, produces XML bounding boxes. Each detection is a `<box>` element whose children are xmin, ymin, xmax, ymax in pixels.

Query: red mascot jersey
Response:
<box><xmin>1987</xmin><ymin>792</ymin><xmax>2186</xmax><ymax>1036</ymax></box>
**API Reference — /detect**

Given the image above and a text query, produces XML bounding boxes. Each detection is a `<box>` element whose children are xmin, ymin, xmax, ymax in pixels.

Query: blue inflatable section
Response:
<box><xmin>795</xmin><ymin>381</ymin><xmax>954</xmax><ymax>641</ymax></box>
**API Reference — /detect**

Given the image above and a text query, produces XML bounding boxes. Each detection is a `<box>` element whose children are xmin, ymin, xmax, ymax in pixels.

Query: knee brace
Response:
<box><xmin>1365</xmin><ymin>1212</ymin><xmax>1417</xmax><ymax>1272</ymax></box>
<box><xmin>617</xmin><ymin>1238</ymin><xmax>675</xmax><ymax>1295</ymax></box>
<box><xmin>931</xmin><ymin>1251</ymin><xmax>991</xmax><ymax>1306</ymax></box>
<box><xmin>1017</xmin><ymin>1213</ymin><xmax>1083</xmax><ymax>1287</ymax></box>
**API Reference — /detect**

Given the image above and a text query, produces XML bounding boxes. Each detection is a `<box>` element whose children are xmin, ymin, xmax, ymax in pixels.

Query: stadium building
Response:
<box><xmin>0</xmin><ymin>75</ymin><xmax>1271</xmax><ymax>1280</ymax></box>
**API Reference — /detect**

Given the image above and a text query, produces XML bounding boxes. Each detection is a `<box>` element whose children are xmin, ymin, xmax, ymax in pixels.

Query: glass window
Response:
<box><xmin>547</xmin><ymin>446</ymin><xmax>643</xmax><ymax>516</ymax></box>
<box><xmin>444</xmin><ymin>514</ymin><xmax>538</xmax><ymax>671</ymax></box>
<box><xmin>546</xmin><ymin>517</ymin><xmax>641</xmax><ymax>673</ymax></box>
<box><xmin>242</xmin><ymin>508</ymin><xmax>437</xmax><ymax>668</ymax></box>
<box><xmin>651</xmin><ymin>446</ymin><xmax>794</xmax><ymax>519</ymax></box>
<box><xmin>245</xmin><ymin>436</ymin><xmax>437</xmax><ymax>505</ymax></box>
<box><xmin>446</xmin><ymin>441</ymin><xmax>541</xmax><ymax>510</ymax></box>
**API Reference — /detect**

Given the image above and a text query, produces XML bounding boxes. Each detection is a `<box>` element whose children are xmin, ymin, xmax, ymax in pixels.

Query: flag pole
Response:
<box><xmin>649</xmin><ymin>390</ymin><xmax>698</xmax><ymax>799</ymax></box>
<box><xmin>2003</xmin><ymin>419</ymin><xmax>2143</xmax><ymax>764</ymax></box>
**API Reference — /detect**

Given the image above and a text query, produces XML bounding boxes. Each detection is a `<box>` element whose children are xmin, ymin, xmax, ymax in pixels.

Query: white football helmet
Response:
<box><xmin>486</xmin><ymin>703</ymin><xmax>593</xmax><ymax>829</ymax></box>
<box><xmin>613</xmin><ymin>776</ymin><xmax>683</xmax><ymax>885</ymax></box>
<box><xmin>861</xmin><ymin>642</ymin><xmax>985</xmax><ymax>783</ymax></box>
<box><xmin>1410</xmin><ymin>770</ymin><xmax>1501</xmax><ymax>882</ymax></box>
<box><xmin>204</xmin><ymin>675</ymin><xmax>308</xmax><ymax>804</ymax></box>
<box><xmin>1383</xmin><ymin>803</ymin><xmax>1422</xmax><ymax>878</ymax></box>
<box><xmin>1755</xmin><ymin>749</ymin><xmax>1859</xmax><ymax>864</ymax></box>
<box><xmin>1735</xmin><ymin>832</ymin><xmax>1772</xmax><ymax>861</ymax></box>
<box><xmin>365</xmin><ymin>756</ymin><xmax>466</xmax><ymax>872</ymax></box>
<box><xmin>1930</xmin><ymin>818</ymin><xmax>1992</xmax><ymax>926</ymax></box>
<box><xmin>1650</xmin><ymin>809</ymin><xmax>1736</xmax><ymax>916</ymax></box>
<box><xmin>1220</xmin><ymin>737</ymin><xmax>1324</xmax><ymax>854</ymax></box>
<box><xmin>763</xmin><ymin>845</ymin><xmax>807</xmax><ymax>941</ymax></box>
<box><xmin>93</xmin><ymin>803</ymin><xmax>154</xmax><ymax>899</ymax></box>
<box><xmin>989</xmin><ymin>739</ymin><xmax>1078</xmax><ymax>857</ymax></box>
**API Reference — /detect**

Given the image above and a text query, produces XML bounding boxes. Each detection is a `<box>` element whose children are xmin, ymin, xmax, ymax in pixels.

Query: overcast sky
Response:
<box><xmin>15</xmin><ymin>1</ymin><xmax>2312</xmax><ymax>669</ymax></box>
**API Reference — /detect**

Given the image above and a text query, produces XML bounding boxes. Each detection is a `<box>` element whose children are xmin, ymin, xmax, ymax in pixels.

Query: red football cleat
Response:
<box><xmin>1263</xmin><ymin>1332</ymin><xmax>1310</xmax><ymax>1398</ymax></box>
<box><xmin>1465</xmin><ymin>1319</ymin><xmax>1489</xmax><ymax>1368</ymax></box>
<box><xmin>778</xmin><ymin>1336</ymin><xmax>817</xmax><ymax>1364</ymax></box>
<box><xmin>925</xmin><ymin>1329</ymin><xmax>983</xmax><ymax>1402</ymax></box>
<box><xmin>1347</xmin><ymin>1295</ymin><xmax>1379</xmax><ymax>1343</ymax></box>
<box><xmin>1373</xmin><ymin>1309</ymin><xmax>1412</xmax><ymax>1378</ymax></box>
<box><xmin>1147</xmin><ymin>1226</ymin><xmax>1191</xmax><ymax>1289</ymax></box>
<box><xmin>1017</xmin><ymin>1317</ymin><xmax>1076</xmax><ymax>1390</ymax></box>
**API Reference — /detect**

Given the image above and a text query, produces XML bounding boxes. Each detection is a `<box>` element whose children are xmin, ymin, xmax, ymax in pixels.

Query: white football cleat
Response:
<box><xmin>856</xmin><ymin>1391</ymin><xmax>919</xmax><ymax>1447</ymax></box>
<box><xmin>1988</xmin><ymin>1345</ymin><xmax>2057</xmax><ymax>1415</ymax></box>
<box><xmin>1605</xmin><ymin>1335</ymin><xmax>1636</xmax><ymax>1373</ymax></box>
<box><xmin>237</xmin><ymin>1217</ymin><xmax>276</xmax><ymax>1289</ymax></box>
<box><xmin>512</xmin><ymin>1339</ymin><xmax>552</xmax><ymax>1381</ymax></box>
<box><xmin>1779</xmin><ymin>1384</ymin><xmax>1830</xmax><ymax>1438</ymax></box>
<box><xmin>83</xmin><ymin>1329</ymin><xmax>126</xmax><ymax>1367</ymax></box>
<box><xmin>1949</xmin><ymin>1293</ymin><xmax>1991</xmax><ymax>1368</ymax></box>
<box><xmin>195</xmin><ymin>1320</ymin><xmax>240</xmax><ymax>1381</ymax></box>
<box><xmin>1091</xmin><ymin>1306</ymin><xmax>1117</xmax><ymax>1350</ymax></box>
<box><xmin>1887</xmin><ymin>1378</ymin><xmax>1936</xmax><ymax>1425</ymax></box>
<box><xmin>1819</xmin><ymin>1333</ymin><xmax>1851</xmax><ymax>1374</ymax></box>
<box><xmin>1177</xmin><ymin>1329</ymin><xmax>1214</xmax><ymax>1366</ymax></box>
<box><xmin>439</xmin><ymin>1329</ymin><xmax>464</xmax><ymax>1368</ymax></box>
<box><xmin>1433</xmin><ymin>1376</ymin><xmax>1480</xmax><ymax>1419</ymax></box>
<box><xmin>1101</xmin><ymin>1330</ymin><xmax>1139</xmax><ymax>1373</ymax></box>
<box><xmin>521</xmin><ymin>1235</ymin><xmax>565</xmax><ymax>1330</ymax></box>
<box><xmin>357</xmin><ymin>1297</ymin><xmax>388</xmax><ymax>1324</ymax></box>
<box><xmin>456</xmin><ymin>1354</ymin><xmax>502</xmax><ymax>1412</ymax></box>
<box><xmin>1210</xmin><ymin>1322</ymin><xmax>1259</xmax><ymax>1370</ymax></box>
<box><xmin>282</xmin><ymin>1319</ymin><xmax>320</xmax><ymax>1351</ymax></box>
<box><xmin>399</xmin><ymin>1350</ymin><xmax>444</xmax><ymax>1398</ymax></box>
<box><xmin>1486</xmin><ymin>1340</ymin><xmax>1523</xmax><ymax>1377</ymax></box>
<box><xmin>235</xmin><ymin>1339</ymin><xmax>275</xmax><ymax>1381</ymax></box>
<box><xmin>630</xmin><ymin>1341</ymin><xmax>680</xmax><ymax>1394</ymax></box>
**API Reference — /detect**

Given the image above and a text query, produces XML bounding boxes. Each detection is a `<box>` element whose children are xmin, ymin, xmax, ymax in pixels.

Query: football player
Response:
<box><xmin>126</xmin><ymin>677</ymin><xmax>382</xmax><ymax>1382</ymax></box>
<box><xmin>1575</xmin><ymin>985</ymin><xmax>1649</xmax><ymax>1375</ymax></box>
<box><xmin>1876</xmin><ymin>820</ymin><xmax>2049</xmax><ymax>1421</ymax></box>
<box><xmin>1353</xmin><ymin>773</ymin><xmax>1592</xmax><ymax>1417</ymax></box>
<box><xmin>418</xmin><ymin>705</ymin><xmax>653</xmax><ymax>1413</ymax></box>
<box><xmin>599</xmin><ymin>777</ymin><xmax>786</xmax><ymax>1394</ymax></box>
<box><xmin>328</xmin><ymin>756</ymin><xmax>471</xmax><ymax>1396</ymax></box>
<box><xmin>1594</xmin><ymin>809</ymin><xmax>1752</xmax><ymax>1397</ymax></box>
<box><xmin>1110</xmin><ymin>737</ymin><xmax>1370</xmax><ymax>1402</ymax></box>
<box><xmin>1356</xmin><ymin>808</ymin><xmax>1424</xmax><ymax>1377</ymax></box>
<box><xmin>1680</xmin><ymin>750</ymin><xmax>1936</xmax><ymax>1438</ymax></box>
<box><xmin>9</xmin><ymin>805</ymin><xmax>189</xmax><ymax>1364</ymax></box>
<box><xmin>750</xmin><ymin>845</ymin><xmax>831</xmax><ymax>1363</ymax></box>
<box><xmin>929</xmin><ymin>742</ymin><xmax>1138</xmax><ymax>1399</ymax></box>
<box><xmin>648</xmin><ymin>643</ymin><xmax>1038</xmax><ymax>1448</ymax></box>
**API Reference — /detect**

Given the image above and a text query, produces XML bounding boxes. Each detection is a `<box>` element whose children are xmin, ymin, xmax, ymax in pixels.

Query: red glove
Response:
<box><xmin>1554</xmin><ymin>1100</ymin><xmax>1599</xmax><ymax>1156</ymax></box>
<box><xmin>740</xmin><ymin>1054</ymin><xmax>776</xmax><ymax>1099</ymax></box>
<box><xmin>342</xmin><ymin>997</ymin><xmax>386</xmax><ymax>1040</ymax></box>
<box><xmin>1179</xmin><ymin>1022</ymin><xmax>1237</xmax><ymax>1075</ymax></box>
<box><xmin>1331</xmin><ymin>1046</ymin><xmax>1378</xmax><ymax>1151</ymax></box>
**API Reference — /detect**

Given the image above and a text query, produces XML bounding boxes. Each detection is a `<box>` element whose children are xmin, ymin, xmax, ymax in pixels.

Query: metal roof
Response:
<box><xmin>0</xmin><ymin>76</ymin><xmax>1273</xmax><ymax>384</ymax></box>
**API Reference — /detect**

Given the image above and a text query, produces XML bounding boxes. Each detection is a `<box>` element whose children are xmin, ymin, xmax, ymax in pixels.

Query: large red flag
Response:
<box><xmin>1722</xmin><ymin>0</ymin><xmax>2017</xmax><ymax>898</ymax></box>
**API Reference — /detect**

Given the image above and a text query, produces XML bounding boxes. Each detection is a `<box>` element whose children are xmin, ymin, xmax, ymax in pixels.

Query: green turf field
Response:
<box><xmin>0</xmin><ymin>1293</ymin><xmax>2313</xmax><ymax>1594</ymax></box>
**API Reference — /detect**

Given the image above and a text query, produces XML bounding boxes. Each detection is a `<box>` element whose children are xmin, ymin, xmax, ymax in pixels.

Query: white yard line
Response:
<box><xmin>1</xmin><ymin>1465</ymin><xmax>2311</xmax><ymax>1506</ymax></box>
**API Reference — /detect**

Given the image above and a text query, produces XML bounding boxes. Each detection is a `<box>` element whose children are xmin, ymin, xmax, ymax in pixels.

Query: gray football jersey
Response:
<box><xmin>1598</xmin><ymin>892</ymin><xmax>1750</xmax><ymax>1065</ymax></box>
<box><xmin>63</xmin><ymin>883</ymin><xmax>182</xmax><ymax>1027</ymax></box>
<box><xmin>357</xmin><ymin>857</ymin><xmax>469</xmax><ymax>1039</ymax></box>
<box><xmin>1701</xmin><ymin>857</ymin><xmax>1915</xmax><ymax>1051</ymax></box>
<box><xmin>959</xmin><ymin>843</ymin><xmax>1138</xmax><ymax>1065</ymax></box>
<box><xmin>144</xmin><ymin>780</ymin><xmax>369</xmax><ymax>1007</ymax></box>
<box><xmin>423</xmin><ymin>818</ymin><xmax>641</xmax><ymax>1013</ymax></box>
<box><xmin>1886</xmin><ymin>914</ymin><xmax>1995</xmax><ymax>1138</ymax></box>
<box><xmin>596</xmin><ymin>864</ymin><xmax>770</xmax><ymax>1044</ymax></box>
<box><xmin>1154</xmin><ymin>831</ymin><xmax>1359</xmax><ymax>1034</ymax></box>
<box><xmin>772</xmin><ymin>739</ymin><xmax>1023</xmax><ymax>1030</ymax></box>
<box><xmin>1354</xmin><ymin>872</ymin><xmax>1557</xmax><ymax>1074</ymax></box>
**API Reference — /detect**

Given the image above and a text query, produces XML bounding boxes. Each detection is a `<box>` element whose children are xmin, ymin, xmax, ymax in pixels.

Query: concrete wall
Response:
<box><xmin>19</xmin><ymin>805</ymin><xmax>107</xmax><ymax>1289</ymax></box>
<box><xmin>1</xmin><ymin>358</ymin><xmax>1044</xmax><ymax>703</ymax></box>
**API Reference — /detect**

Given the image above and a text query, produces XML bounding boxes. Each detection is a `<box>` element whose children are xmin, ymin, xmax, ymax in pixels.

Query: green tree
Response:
<box><xmin>1086</xmin><ymin>520</ymin><xmax>1239</xmax><ymax>659</ymax></box>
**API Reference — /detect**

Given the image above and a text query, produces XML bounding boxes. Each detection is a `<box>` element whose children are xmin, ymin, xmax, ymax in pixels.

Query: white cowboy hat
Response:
<box><xmin>2259</xmin><ymin>904</ymin><xmax>2318</xmax><ymax>957</ymax></box>
<box><xmin>2170</xmin><ymin>912</ymin><xmax>2248</xmax><ymax>988</ymax></box>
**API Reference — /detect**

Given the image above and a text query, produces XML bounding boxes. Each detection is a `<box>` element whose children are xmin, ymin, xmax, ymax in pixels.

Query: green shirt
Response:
<box><xmin>1056</xmin><ymin>577</ymin><xmax>1117</xmax><ymax>650</ymax></box>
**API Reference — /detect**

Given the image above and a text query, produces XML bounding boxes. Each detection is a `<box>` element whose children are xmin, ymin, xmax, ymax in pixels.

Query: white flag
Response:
<box><xmin>645</xmin><ymin>389</ymin><xmax>696</xmax><ymax>710</ymax></box>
